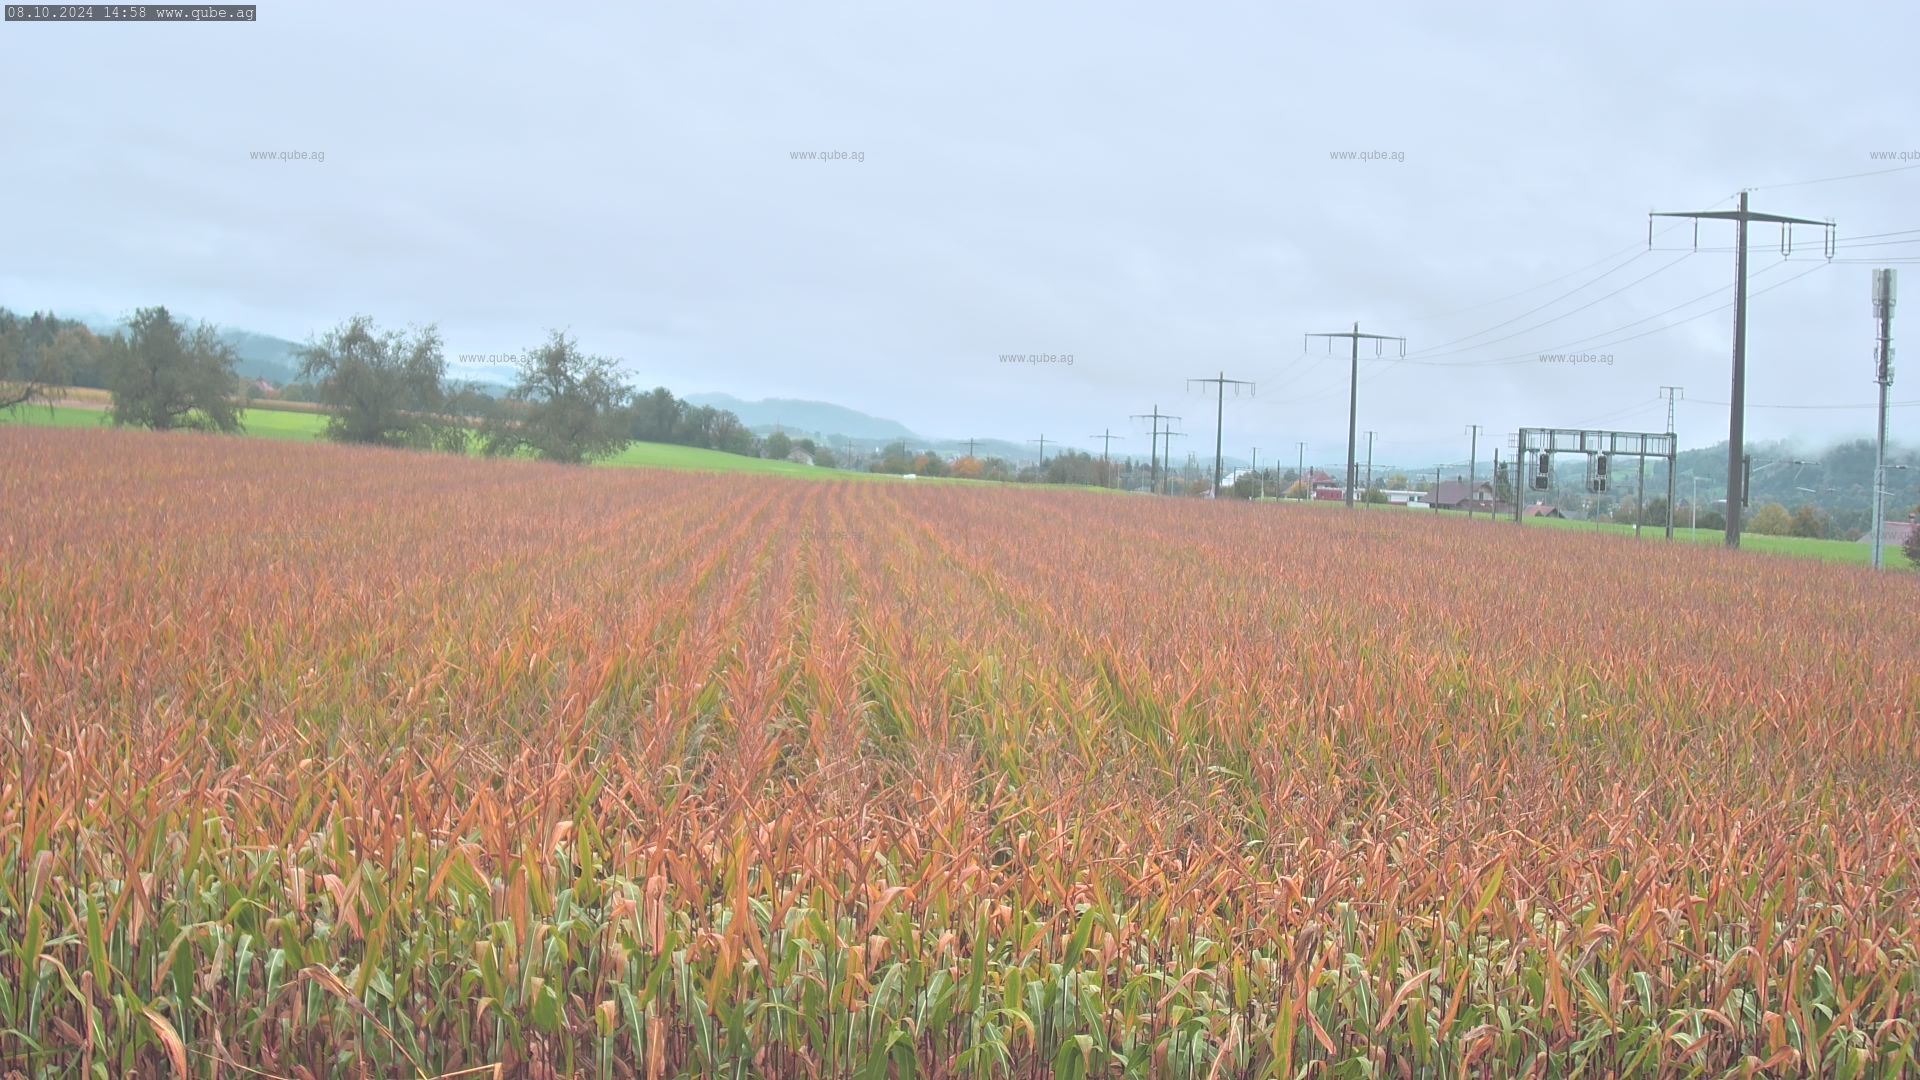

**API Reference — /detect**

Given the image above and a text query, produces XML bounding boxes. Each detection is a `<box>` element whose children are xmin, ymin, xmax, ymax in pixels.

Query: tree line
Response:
<box><xmin>0</xmin><ymin>307</ymin><xmax>813</xmax><ymax>466</ymax></box>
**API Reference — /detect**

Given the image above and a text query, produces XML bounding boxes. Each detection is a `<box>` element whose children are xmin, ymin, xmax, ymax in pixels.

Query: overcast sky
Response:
<box><xmin>3</xmin><ymin>0</ymin><xmax>1917</xmax><ymax>469</ymax></box>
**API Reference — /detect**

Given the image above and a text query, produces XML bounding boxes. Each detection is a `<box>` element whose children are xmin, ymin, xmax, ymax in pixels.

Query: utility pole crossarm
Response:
<box><xmin>1650</xmin><ymin>209</ymin><xmax>1832</xmax><ymax>227</ymax></box>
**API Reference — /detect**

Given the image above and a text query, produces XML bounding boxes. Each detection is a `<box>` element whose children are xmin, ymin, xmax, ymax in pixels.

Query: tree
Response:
<box><xmin>2</xmin><ymin>312</ymin><xmax>108</xmax><ymax>407</ymax></box>
<box><xmin>1788</xmin><ymin>504</ymin><xmax>1829</xmax><ymax>539</ymax></box>
<box><xmin>0</xmin><ymin>321</ymin><xmax>47</xmax><ymax>411</ymax></box>
<box><xmin>1746</xmin><ymin>502</ymin><xmax>1792</xmax><ymax>536</ymax></box>
<box><xmin>1904</xmin><ymin>521</ymin><xmax>1920</xmax><ymax>568</ymax></box>
<box><xmin>106</xmin><ymin>307</ymin><xmax>243</xmax><ymax>432</ymax></box>
<box><xmin>483</xmin><ymin>332</ymin><xmax>633</xmax><ymax>464</ymax></box>
<box><xmin>298</xmin><ymin>316</ymin><xmax>461</xmax><ymax>449</ymax></box>
<box><xmin>1362</xmin><ymin>486</ymin><xmax>1389</xmax><ymax>505</ymax></box>
<box><xmin>951</xmin><ymin>455</ymin><xmax>983</xmax><ymax>479</ymax></box>
<box><xmin>874</xmin><ymin>441</ymin><xmax>915</xmax><ymax>474</ymax></box>
<box><xmin>764</xmin><ymin>430</ymin><xmax>793</xmax><ymax>461</ymax></box>
<box><xmin>42</xmin><ymin>326</ymin><xmax>106</xmax><ymax>391</ymax></box>
<box><xmin>1384</xmin><ymin>472</ymin><xmax>1410</xmax><ymax>491</ymax></box>
<box><xmin>706</xmin><ymin>411</ymin><xmax>755</xmax><ymax>455</ymax></box>
<box><xmin>629</xmin><ymin>386</ymin><xmax>686</xmax><ymax>443</ymax></box>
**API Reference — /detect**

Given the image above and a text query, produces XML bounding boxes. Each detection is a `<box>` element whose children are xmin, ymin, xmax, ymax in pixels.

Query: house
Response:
<box><xmin>1857</xmin><ymin>515</ymin><xmax>1918</xmax><ymax>548</ymax></box>
<box><xmin>1523</xmin><ymin>504</ymin><xmax>1565</xmax><ymax>519</ymax></box>
<box><xmin>1300</xmin><ymin>469</ymin><xmax>1345</xmax><ymax>500</ymax></box>
<box><xmin>1432</xmin><ymin>477</ymin><xmax>1512</xmax><ymax>515</ymax></box>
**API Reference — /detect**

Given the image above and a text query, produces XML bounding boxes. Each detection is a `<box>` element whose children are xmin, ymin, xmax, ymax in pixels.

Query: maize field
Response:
<box><xmin>2</xmin><ymin>425</ymin><xmax>1918</xmax><ymax>1078</ymax></box>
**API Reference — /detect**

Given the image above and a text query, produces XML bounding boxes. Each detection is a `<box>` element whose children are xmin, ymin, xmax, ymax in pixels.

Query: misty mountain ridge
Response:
<box><xmin>683</xmin><ymin>393</ymin><xmax>919</xmax><ymax>442</ymax></box>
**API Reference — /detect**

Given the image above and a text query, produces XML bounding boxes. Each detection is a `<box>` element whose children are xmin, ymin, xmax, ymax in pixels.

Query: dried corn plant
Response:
<box><xmin>1</xmin><ymin>426</ymin><xmax>1917</xmax><ymax>1077</ymax></box>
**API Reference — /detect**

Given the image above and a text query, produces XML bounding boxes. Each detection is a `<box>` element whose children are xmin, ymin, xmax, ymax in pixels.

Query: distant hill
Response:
<box><xmin>72</xmin><ymin>312</ymin><xmax>306</xmax><ymax>385</ymax></box>
<box><xmin>217</xmin><ymin>328</ymin><xmax>305</xmax><ymax>385</ymax></box>
<box><xmin>684</xmin><ymin>393</ymin><xmax>918</xmax><ymax>442</ymax></box>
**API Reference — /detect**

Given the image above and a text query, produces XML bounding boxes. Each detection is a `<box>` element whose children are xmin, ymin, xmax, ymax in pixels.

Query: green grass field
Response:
<box><xmin>1250</xmin><ymin>495</ymin><xmax>1917</xmax><ymax>569</ymax></box>
<box><xmin>1521</xmin><ymin>508</ymin><xmax>1915</xmax><ymax>568</ymax></box>
<box><xmin>3</xmin><ymin>404</ymin><xmax>845</xmax><ymax>477</ymax></box>
<box><xmin>0</xmin><ymin>403</ymin><xmax>327</xmax><ymax>441</ymax></box>
<box><xmin>0</xmin><ymin>402</ymin><xmax>1118</xmax><ymax>489</ymax></box>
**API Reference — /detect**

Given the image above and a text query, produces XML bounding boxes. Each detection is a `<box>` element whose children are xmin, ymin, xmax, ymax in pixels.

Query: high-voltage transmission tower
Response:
<box><xmin>1187</xmin><ymin>371</ymin><xmax>1255</xmax><ymax>498</ymax></box>
<box><xmin>1659</xmin><ymin>386</ymin><xmax>1683</xmax><ymax>533</ymax></box>
<box><xmin>1305</xmin><ymin>322</ymin><xmax>1406</xmax><ymax>508</ymax></box>
<box><xmin>1089</xmin><ymin>428</ymin><xmax>1123</xmax><ymax>488</ymax></box>
<box><xmin>1130</xmin><ymin>405</ymin><xmax>1181</xmax><ymax>495</ymax></box>
<box><xmin>1649</xmin><ymin>192</ymin><xmax>1833</xmax><ymax>548</ymax></box>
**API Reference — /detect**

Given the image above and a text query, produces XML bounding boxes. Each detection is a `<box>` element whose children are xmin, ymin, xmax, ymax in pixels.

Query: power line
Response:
<box><xmin>1683</xmin><ymin>397</ymin><xmax>1920</xmax><ymax>410</ymax></box>
<box><xmin>1397</xmin><ymin>242</ymin><xmax>1650</xmax><ymax>323</ymax></box>
<box><xmin>1396</xmin><ymin>259</ymin><xmax>1828</xmax><ymax>369</ymax></box>
<box><xmin>1394</xmin><ymin>202</ymin><xmax>1720</xmax><ymax>325</ymax></box>
<box><xmin>1406</xmin><ymin>249</ymin><xmax>1658</xmax><ymax>355</ymax></box>
<box><xmin>1748</xmin><ymin>161</ymin><xmax>1920</xmax><ymax>192</ymax></box>
<box><xmin>1399</xmin><ymin>253</ymin><xmax>1697</xmax><ymax>361</ymax></box>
